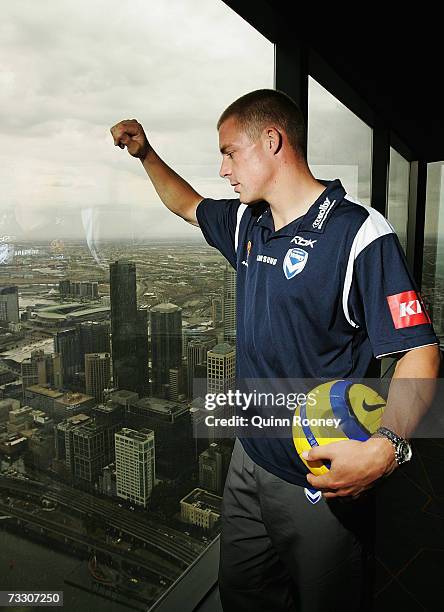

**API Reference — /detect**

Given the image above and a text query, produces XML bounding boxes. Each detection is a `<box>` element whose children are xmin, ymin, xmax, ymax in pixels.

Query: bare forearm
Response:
<box><xmin>380</xmin><ymin>345</ymin><xmax>441</xmax><ymax>438</ymax></box>
<box><xmin>140</xmin><ymin>147</ymin><xmax>202</xmax><ymax>222</ymax></box>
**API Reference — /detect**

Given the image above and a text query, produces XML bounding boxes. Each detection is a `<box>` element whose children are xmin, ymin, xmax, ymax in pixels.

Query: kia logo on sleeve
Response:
<box><xmin>386</xmin><ymin>290</ymin><xmax>431</xmax><ymax>329</ymax></box>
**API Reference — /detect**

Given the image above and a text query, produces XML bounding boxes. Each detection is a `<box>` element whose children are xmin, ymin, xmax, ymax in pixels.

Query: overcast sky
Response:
<box><xmin>0</xmin><ymin>0</ymin><xmax>275</xmax><ymax>243</ymax></box>
<box><xmin>1</xmin><ymin>0</ymin><xmax>414</xmax><ymax>250</ymax></box>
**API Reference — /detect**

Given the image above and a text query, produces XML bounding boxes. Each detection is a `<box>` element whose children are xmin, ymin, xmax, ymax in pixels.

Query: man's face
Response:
<box><xmin>218</xmin><ymin>116</ymin><xmax>272</xmax><ymax>204</ymax></box>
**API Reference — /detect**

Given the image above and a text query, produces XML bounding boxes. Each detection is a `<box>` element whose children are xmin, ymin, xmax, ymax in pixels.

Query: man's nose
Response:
<box><xmin>219</xmin><ymin>157</ymin><xmax>231</xmax><ymax>179</ymax></box>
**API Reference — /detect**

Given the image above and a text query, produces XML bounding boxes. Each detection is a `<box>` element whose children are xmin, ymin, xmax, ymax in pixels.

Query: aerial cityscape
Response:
<box><xmin>0</xmin><ymin>238</ymin><xmax>238</xmax><ymax>610</ymax></box>
<box><xmin>0</xmin><ymin>232</ymin><xmax>442</xmax><ymax>609</ymax></box>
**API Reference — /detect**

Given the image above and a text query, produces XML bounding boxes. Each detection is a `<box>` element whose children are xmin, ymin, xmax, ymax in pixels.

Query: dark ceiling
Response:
<box><xmin>223</xmin><ymin>2</ymin><xmax>443</xmax><ymax>162</ymax></box>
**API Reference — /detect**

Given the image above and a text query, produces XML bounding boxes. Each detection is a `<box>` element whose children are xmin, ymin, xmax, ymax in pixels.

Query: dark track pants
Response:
<box><xmin>218</xmin><ymin>438</ymin><xmax>375</xmax><ymax>612</ymax></box>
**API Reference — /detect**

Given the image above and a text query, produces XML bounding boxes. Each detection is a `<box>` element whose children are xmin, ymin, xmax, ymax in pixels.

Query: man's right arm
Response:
<box><xmin>110</xmin><ymin>119</ymin><xmax>202</xmax><ymax>227</ymax></box>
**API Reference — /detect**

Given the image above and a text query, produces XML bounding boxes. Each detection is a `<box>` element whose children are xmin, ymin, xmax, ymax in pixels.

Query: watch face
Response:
<box><xmin>399</xmin><ymin>440</ymin><xmax>413</xmax><ymax>463</ymax></box>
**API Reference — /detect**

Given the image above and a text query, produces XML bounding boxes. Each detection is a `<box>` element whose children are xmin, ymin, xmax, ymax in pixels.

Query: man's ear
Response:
<box><xmin>266</xmin><ymin>127</ymin><xmax>282</xmax><ymax>155</ymax></box>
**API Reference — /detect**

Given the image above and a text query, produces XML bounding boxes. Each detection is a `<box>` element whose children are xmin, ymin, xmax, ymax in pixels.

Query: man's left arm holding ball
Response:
<box><xmin>302</xmin><ymin>344</ymin><xmax>442</xmax><ymax>498</ymax></box>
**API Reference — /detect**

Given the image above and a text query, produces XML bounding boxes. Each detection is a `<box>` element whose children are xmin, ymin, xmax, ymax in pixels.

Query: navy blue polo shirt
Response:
<box><xmin>196</xmin><ymin>179</ymin><xmax>439</xmax><ymax>486</ymax></box>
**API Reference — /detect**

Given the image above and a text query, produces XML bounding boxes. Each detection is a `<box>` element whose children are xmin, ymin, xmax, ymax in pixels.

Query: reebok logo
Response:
<box><xmin>386</xmin><ymin>290</ymin><xmax>431</xmax><ymax>329</ymax></box>
<box><xmin>290</xmin><ymin>236</ymin><xmax>317</xmax><ymax>248</ymax></box>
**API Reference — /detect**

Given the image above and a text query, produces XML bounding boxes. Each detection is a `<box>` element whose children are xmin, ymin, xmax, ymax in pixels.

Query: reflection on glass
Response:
<box><xmin>307</xmin><ymin>76</ymin><xmax>372</xmax><ymax>205</ymax></box>
<box><xmin>387</xmin><ymin>147</ymin><xmax>410</xmax><ymax>252</ymax></box>
<box><xmin>422</xmin><ymin>161</ymin><xmax>444</xmax><ymax>346</ymax></box>
<box><xmin>0</xmin><ymin>0</ymin><xmax>273</xmax><ymax>608</ymax></box>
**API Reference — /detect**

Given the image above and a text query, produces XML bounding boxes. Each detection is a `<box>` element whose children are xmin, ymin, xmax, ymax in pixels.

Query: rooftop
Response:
<box><xmin>181</xmin><ymin>487</ymin><xmax>222</xmax><ymax>513</ymax></box>
<box><xmin>25</xmin><ymin>385</ymin><xmax>64</xmax><ymax>398</ymax></box>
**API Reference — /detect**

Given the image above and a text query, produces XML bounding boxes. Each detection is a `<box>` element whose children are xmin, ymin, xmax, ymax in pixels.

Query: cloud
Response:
<box><xmin>1</xmin><ymin>0</ymin><xmax>274</xmax><ymax>238</ymax></box>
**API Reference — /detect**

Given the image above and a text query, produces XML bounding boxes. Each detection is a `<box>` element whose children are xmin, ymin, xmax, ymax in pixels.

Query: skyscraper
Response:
<box><xmin>79</xmin><ymin>320</ymin><xmax>110</xmax><ymax>364</ymax></box>
<box><xmin>54</xmin><ymin>328</ymin><xmax>81</xmax><ymax>385</ymax></box>
<box><xmin>199</xmin><ymin>441</ymin><xmax>232</xmax><ymax>496</ymax></box>
<box><xmin>85</xmin><ymin>352</ymin><xmax>111</xmax><ymax>404</ymax></box>
<box><xmin>110</xmin><ymin>261</ymin><xmax>148</xmax><ymax>395</ymax></box>
<box><xmin>71</xmin><ymin>421</ymin><xmax>107</xmax><ymax>484</ymax></box>
<box><xmin>207</xmin><ymin>342</ymin><xmax>236</xmax><ymax>443</ymax></box>
<box><xmin>187</xmin><ymin>335</ymin><xmax>218</xmax><ymax>399</ymax></box>
<box><xmin>0</xmin><ymin>286</ymin><xmax>19</xmax><ymax>323</ymax></box>
<box><xmin>150</xmin><ymin>303</ymin><xmax>182</xmax><ymax>397</ymax></box>
<box><xmin>136</xmin><ymin>308</ymin><xmax>149</xmax><ymax>396</ymax></box>
<box><xmin>115</xmin><ymin>427</ymin><xmax>155</xmax><ymax>508</ymax></box>
<box><xmin>223</xmin><ymin>265</ymin><xmax>236</xmax><ymax>344</ymax></box>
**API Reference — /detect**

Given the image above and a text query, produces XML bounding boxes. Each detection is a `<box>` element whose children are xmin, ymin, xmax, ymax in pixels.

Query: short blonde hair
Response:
<box><xmin>217</xmin><ymin>89</ymin><xmax>306</xmax><ymax>158</ymax></box>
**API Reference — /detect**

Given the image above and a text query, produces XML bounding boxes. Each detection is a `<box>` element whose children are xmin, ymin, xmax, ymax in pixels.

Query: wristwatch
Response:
<box><xmin>372</xmin><ymin>427</ymin><xmax>413</xmax><ymax>466</ymax></box>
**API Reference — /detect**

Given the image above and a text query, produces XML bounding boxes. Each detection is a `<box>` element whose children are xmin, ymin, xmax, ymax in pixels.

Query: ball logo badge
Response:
<box><xmin>283</xmin><ymin>248</ymin><xmax>308</xmax><ymax>279</ymax></box>
<box><xmin>293</xmin><ymin>379</ymin><xmax>385</xmax><ymax>476</ymax></box>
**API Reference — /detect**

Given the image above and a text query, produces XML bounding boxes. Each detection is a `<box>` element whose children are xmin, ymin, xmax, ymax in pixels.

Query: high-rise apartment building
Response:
<box><xmin>207</xmin><ymin>342</ymin><xmax>236</xmax><ymax>395</ymax></box>
<box><xmin>115</xmin><ymin>427</ymin><xmax>155</xmax><ymax>508</ymax></box>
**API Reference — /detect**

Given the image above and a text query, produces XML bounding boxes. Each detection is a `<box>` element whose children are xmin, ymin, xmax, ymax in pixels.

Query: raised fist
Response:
<box><xmin>110</xmin><ymin>119</ymin><xmax>150</xmax><ymax>160</ymax></box>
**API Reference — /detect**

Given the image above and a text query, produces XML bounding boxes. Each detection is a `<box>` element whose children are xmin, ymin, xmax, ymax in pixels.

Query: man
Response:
<box><xmin>111</xmin><ymin>89</ymin><xmax>441</xmax><ymax>611</ymax></box>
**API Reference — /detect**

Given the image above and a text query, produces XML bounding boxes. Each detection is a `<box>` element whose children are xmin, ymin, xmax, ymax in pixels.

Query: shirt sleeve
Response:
<box><xmin>348</xmin><ymin>232</ymin><xmax>439</xmax><ymax>359</ymax></box>
<box><xmin>196</xmin><ymin>197</ymin><xmax>244</xmax><ymax>269</ymax></box>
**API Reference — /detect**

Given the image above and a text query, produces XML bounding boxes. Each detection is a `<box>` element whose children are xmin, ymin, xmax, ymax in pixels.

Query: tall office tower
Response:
<box><xmin>126</xmin><ymin>396</ymin><xmax>193</xmax><ymax>480</ymax></box>
<box><xmin>115</xmin><ymin>427</ymin><xmax>155</xmax><ymax>508</ymax></box>
<box><xmin>187</xmin><ymin>336</ymin><xmax>218</xmax><ymax>399</ymax></box>
<box><xmin>85</xmin><ymin>353</ymin><xmax>111</xmax><ymax>403</ymax></box>
<box><xmin>79</xmin><ymin>321</ymin><xmax>110</xmax><ymax>365</ymax></box>
<box><xmin>199</xmin><ymin>442</ymin><xmax>232</xmax><ymax>496</ymax></box>
<box><xmin>0</xmin><ymin>286</ymin><xmax>19</xmax><ymax>323</ymax></box>
<box><xmin>207</xmin><ymin>343</ymin><xmax>236</xmax><ymax>394</ymax></box>
<box><xmin>54</xmin><ymin>414</ymin><xmax>91</xmax><ymax>467</ymax></box>
<box><xmin>92</xmin><ymin>402</ymin><xmax>124</xmax><ymax>464</ymax></box>
<box><xmin>150</xmin><ymin>303</ymin><xmax>182</xmax><ymax>397</ymax></box>
<box><xmin>223</xmin><ymin>265</ymin><xmax>236</xmax><ymax>344</ymax></box>
<box><xmin>21</xmin><ymin>349</ymin><xmax>63</xmax><ymax>397</ymax></box>
<box><xmin>54</xmin><ymin>328</ymin><xmax>81</xmax><ymax>384</ymax></box>
<box><xmin>212</xmin><ymin>296</ymin><xmax>223</xmax><ymax>326</ymax></box>
<box><xmin>71</xmin><ymin>421</ymin><xmax>107</xmax><ymax>484</ymax></box>
<box><xmin>110</xmin><ymin>260</ymin><xmax>147</xmax><ymax>395</ymax></box>
<box><xmin>136</xmin><ymin>308</ymin><xmax>149</xmax><ymax>396</ymax></box>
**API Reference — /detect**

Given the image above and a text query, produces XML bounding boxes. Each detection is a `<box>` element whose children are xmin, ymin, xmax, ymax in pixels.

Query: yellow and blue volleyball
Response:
<box><xmin>292</xmin><ymin>380</ymin><xmax>385</xmax><ymax>475</ymax></box>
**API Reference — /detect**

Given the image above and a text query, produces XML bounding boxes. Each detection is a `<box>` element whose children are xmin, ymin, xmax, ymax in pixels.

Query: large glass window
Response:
<box><xmin>0</xmin><ymin>1</ymin><xmax>273</xmax><ymax>608</ymax></box>
<box><xmin>307</xmin><ymin>76</ymin><xmax>372</xmax><ymax>205</ymax></box>
<box><xmin>422</xmin><ymin>161</ymin><xmax>444</xmax><ymax>347</ymax></box>
<box><xmin>387</xmin><ymin>147</ymin><xmax>410</xmax><ymax>252</ymax></box>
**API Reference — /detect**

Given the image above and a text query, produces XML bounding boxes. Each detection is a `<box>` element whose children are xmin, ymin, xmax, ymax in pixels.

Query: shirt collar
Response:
<box><xmin>255</xmin><ymin>179</ymin><xmax>346</xmax><ymax>236</ymax></box>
